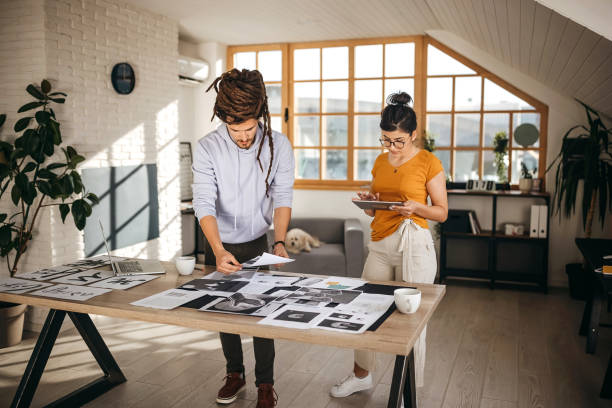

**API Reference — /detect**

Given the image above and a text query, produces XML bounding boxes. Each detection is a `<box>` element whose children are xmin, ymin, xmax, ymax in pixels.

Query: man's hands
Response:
<box><xmin>272</xmin><ymin>242</ymin><xmax>289</xmax><ymax>268</ymax></box>
<box><xmin>354</xmin><ymin>191</ymin><xmax>379</xmax><ymax>217</ymax></box>
<box><xmin>215</xmin><ymin>249</ymin><xmax>242</xmax><ymax>274</ymax></box>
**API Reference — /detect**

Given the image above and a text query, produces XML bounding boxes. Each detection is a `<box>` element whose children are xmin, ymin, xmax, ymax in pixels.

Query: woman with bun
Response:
<box><xmin>330</xmin><ymin>92</ymin><xmax>448</xmax><ymax>398</ymax></box>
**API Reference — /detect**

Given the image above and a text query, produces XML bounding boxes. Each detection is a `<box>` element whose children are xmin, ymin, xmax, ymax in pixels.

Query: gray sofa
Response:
<box><xmin>269</xmin><ymin>218</ymin><xmax>365</xmax><ymax>278</ymax></box>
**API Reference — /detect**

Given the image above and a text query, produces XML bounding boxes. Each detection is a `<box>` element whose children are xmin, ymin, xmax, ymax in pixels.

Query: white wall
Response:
<box><xmin>0</xmin><ymin>0</ymin><xmax>181</xmax><ymax>329</ymax></box>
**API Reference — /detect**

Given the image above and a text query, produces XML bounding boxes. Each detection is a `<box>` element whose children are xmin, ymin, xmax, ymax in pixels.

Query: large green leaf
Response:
<box><xmin>50</xmin><ymin>98</ymin><xmax>65</xmax><ymax>104</ymax></box>
<box><xmin>14</xmin><ymin>117</ymin><xmax>32</xmax><ymax>132</ymax></box>
<box><xmin>23</xmin><ymin>162</ymin><xmax>36</xmax><ymax>173</ymax></box>
<box><xmin>41</xmin><ymin>79</ymin><xmax>51</xmax><ymax>94</ymax></box>
<box><xmin>26</xmin><ymin>84</ymin><xmax>44</xmax><ymax>100</ymax></box>
<box><xmin>17</xmin><ymin>101</ymin><xmax>44</xmax><ymax>113</ymax></box>
<box><xmin>35</xmin><ymin>110</ymin><xmax>50</xmax><ymax>125</ymax></box>
<box><xmin>71</xmin><ymin>171</ymin><xmax>83</xmax><ymax>194</ymax></box>
<box><xmin>0</xmin><ymin>214</ymin><xmax>7</xmax><ymax>223</ymax></box>
<box><xmin>0</xmin><ymin>114</ymin><xmax>5</xmax><ymax>128</ymax></box>
<box><xmin>11</xmin><ymin>184</ymin><xmax>20</xmax><ymax>205</ymax></box>
<box><xmin>37</xmin><ymin>180</ymin><xmax>53</xmax><ymax>196</ymax></box>
<box><xmin>49</xmin><ymin>92</ymin><xmax>67</xmax><ymax>97</ymax></box>
<box><xmin>86</xmin><ymin>192</ymin><xmax>100</xmax><ymax>205</ymax></box>
<box><xmin>71</xmin><ymin>199</ymin><xmax>86</xmax><ymax>230</ymax></box>
<box><xmin>46</xmin><ymin>162</ymin><xmax>66</xmax><ymax>170</ymax></box>
<box><xmin>59</xmin><ymin>203</ymin><xmax>70</xmax><ymax>223</ymax></box>
<box><xmin>0</xmin><ymin>225</ymin><xmax>12</xmax><ymax>246</ymax></box>
<box><xmin>49</xmin><ymin>120</ymin><xmax>61</xmax><ymax>145</ymax></box>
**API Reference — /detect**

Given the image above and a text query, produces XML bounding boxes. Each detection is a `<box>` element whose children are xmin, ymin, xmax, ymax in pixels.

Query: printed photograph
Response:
<box><xmin>203</xmin><ymin>293</ymin><xmax>278</xmax><ymax>315</ymax></box>
<box><xmin>179</xmin><ymin>278</ymin><xmax>248</xmax><ymax>293</ymax></box>
<box><xmin>283</xmin><ymin>287</ymin><xmax>361</xmax><ymax>304</ymax></box>
<box><xmin>273</xmin><ymin>309</ymin><xmax>321</xmax><ymax>324</ymax></box>
<box><xmin>330</xmin><ymin>312</ymin><xmax>353</xmax><ymax>320</ymax></box>
<box><xmin>317</xmin><ymin>319</ymin><xmax>364</xmax><ymax>332</ymax></box>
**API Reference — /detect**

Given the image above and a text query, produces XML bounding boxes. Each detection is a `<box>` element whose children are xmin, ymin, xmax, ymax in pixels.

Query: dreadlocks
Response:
<box><xmin>206</xmin><ymin>68</ymin><xmax>274</xmax><ymax>196</ymax></box>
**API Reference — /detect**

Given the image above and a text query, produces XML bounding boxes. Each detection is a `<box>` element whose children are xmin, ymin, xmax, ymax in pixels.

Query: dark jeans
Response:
<box><xmin>204</xmin><ymin>234</ymin><xmax>274</xmax><ymax>385</ymax></box>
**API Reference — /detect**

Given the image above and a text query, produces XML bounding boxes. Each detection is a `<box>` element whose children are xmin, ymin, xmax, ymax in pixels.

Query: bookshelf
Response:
<box><xmin>439</xmin><ymin>189</ymin><xmax>550</xmax><ymax>291</ymax></box>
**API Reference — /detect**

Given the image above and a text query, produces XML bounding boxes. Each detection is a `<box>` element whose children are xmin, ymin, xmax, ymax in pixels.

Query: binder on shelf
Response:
<box><xmin>467</xmin><ymin>211</ymin><xmax>481</xmax><ymax>234</ymax></box>
<box><xmin>529</xmin><ymin>205</ymin><xmax>540</xmax><ymax>238</ymax></box>
<box><xmin>538</xmin><ymin>205</ymin><xmax>548</xmax><ymax>238</ymax></box>
<box><xmin>443</xmin><ymin>209</ymin><xmax>472</xmax><ymax>233</ymax></box>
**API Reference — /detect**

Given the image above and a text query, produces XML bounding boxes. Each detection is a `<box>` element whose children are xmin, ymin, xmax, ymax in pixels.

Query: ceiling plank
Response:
<box><xmin>536</xmin><ymin>12</ymin><xmax>567</xmax><ymax>81</ymax></box>
<box><xmin>506</xmin><ymin>0</ymin><xmax>521</xmax><ymax>67</ymax></box>
<box><xmin>527</xmin><ymin>3</ymin><xmax>552</xmax><ymax>77</ymax></box>
<box><xmin>577</xmin><ymin>52</ymin><xmax>612</xmax><ymax>101</ymax></box>
<box><xmin>547</xmin><ymin>19</ymin><xmax>584</xmax><ymax>86</ymax></box>
<box><xmin>493</xmin><ymin>0</ymin><xmax>512</xmax><ymax>63</ymax></box>
<box><xmin>555</xmin><ymin>28</ymin><xmax>601</xmax><ymax>90</ymax></box>
<box><xmin>482</xmin><ymin>0</ymin><xmax>504</xmax><ymax>60</ymax></box>
<box><xmin>567</xmin><ymin>37</ymin><xmax>612</xmax><ymax>96</ymax></box>
<box><xmin>519</xmin><ymin>0</ymin><xmax>536</xmax><ymax>69</ymax></box>
<box><xmin>469</xmin><ymin>0</ymin><xmax>496</xmax><ymax>56</ymax></box>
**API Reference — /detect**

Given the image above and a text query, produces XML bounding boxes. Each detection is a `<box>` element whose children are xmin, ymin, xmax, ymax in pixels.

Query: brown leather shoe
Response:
<box><xmin>216</xmin><ymin>372</ymin><xmax>246</xmax><ymax>404</ymax></box>
<box><xmin>256</xmin><ymin>383</ymin><xmax>277</xmax><ymax>408</ymax></box>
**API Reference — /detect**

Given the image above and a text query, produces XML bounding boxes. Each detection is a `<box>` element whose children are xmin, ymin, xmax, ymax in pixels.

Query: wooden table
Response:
<box><xmin>0</xmin><ymin>263</ymin><xmax>446</xmax><ymax>408</ymax></box>
<box><xmin>576</xmin><ymin>238</ymin><xmax>612</xmax><ymax>399</ymax></box>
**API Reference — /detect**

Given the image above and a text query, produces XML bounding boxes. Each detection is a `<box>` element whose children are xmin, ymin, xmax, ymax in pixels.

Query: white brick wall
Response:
<box><xmin>0</xmin><ymin>0</ymin><xmax>181</xmax><ymax>281</ymax></box>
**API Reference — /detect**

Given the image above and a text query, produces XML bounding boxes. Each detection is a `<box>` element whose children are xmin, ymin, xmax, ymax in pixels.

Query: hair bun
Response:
<box><xmin>387</xmin><ymin>92</ymin><xmax>413</xmax><ymax>107</ymax></box>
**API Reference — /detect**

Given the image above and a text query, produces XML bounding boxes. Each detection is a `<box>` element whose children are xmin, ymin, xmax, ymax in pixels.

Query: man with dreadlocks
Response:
<box><xmin>192</xmin><ymin>68</ymin><xmax>294</xmax><ymax>408</ymax></box>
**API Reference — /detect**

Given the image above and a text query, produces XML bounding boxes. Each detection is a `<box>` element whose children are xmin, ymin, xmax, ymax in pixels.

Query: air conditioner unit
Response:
<box><xmin>178</xmin><ymin>56</ymin><xmax>210</xmax><ymax>85</ymax></box>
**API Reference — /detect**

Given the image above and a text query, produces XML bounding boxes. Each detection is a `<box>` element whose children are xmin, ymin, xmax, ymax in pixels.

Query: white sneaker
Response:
<box><xmin>330</xmin><ymin>372</ymin><xmax>373</xmax><ymax>397</ymax></box>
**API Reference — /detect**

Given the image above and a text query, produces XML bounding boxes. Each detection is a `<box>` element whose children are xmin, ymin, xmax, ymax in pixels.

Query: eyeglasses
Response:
<box><xmin>379</xmin><ymin>138</ymin><xmax>406</xmax><ymax>148</ymax></box>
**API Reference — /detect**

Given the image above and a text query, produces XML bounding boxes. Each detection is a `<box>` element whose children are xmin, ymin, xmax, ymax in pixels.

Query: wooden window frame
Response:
<box><xmin>227</xmin><ymin>35</ymin><xmax>548</xmax><ymax>191</ymax></box>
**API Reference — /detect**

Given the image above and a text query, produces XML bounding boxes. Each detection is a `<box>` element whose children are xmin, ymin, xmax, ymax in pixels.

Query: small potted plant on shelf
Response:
<box><xmin>0</xmin><ymin>80</ymin><xmax>99</xmax><ymax>348</ymax></box>
<box><xmin>547</xmin><ymin>99</ymin><xmax>612</xmax><ymax>298</ymax></box>
<box><xmin>493</xmin><ymin>131</ymin><xmax>508</xmax><ymax>183</ymax></box>
<box><xmin>519</xmin><ymin>162</ymin><xmax>535</xmax><ymax>193</ymax></box>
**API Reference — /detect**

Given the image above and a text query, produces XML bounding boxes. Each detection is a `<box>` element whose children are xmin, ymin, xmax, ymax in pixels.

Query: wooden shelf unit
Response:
<box><xmin>440</xmin><ymin>189</ymin><xmax>550</xmax><ymax>291</ymax></box>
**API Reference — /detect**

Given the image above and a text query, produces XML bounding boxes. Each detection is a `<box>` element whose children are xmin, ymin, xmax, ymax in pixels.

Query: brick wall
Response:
<box><xmin>0</xmin><ymin>0</ymin><xmax>181</xmax><ymax>302</ymax></box>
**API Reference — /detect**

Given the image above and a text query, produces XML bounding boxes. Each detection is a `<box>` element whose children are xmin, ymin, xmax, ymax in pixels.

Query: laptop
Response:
<box><xmin>98</xmin><ymin>220</ymin><xmax>166</xmax><ymax>276</ymax></box>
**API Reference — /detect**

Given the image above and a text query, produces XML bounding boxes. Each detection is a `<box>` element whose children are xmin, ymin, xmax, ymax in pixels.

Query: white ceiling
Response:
<box><xmin>123</xmin><ymin>0</ymin><xmax>612</xmax><ymax>120</ymax></box>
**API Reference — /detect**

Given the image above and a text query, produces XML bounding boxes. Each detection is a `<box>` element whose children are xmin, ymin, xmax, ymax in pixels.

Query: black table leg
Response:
<box><xmin>387</xmin><ymin>350</ymin><xmax>416</xmax><ymax>408</ymax></box>
<box><xmin>602</xmin><ymin>353</ymin><xmax>612</xmax><ymax>399</ymax></box>
<box><xmin>10</xmin><ymin>309</ymin><xmax>126</xmax><ymax>408</ymax></box>
<box><xmin>586</xmin><ymin>280</ymin><xmax>604</xmax><ymax>354</ymax></box>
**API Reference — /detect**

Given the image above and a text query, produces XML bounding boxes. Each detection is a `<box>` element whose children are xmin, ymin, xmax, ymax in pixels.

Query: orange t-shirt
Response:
<box><xmin>370</xmin><ymin>150</ymin><xmax>443</xmax><ymax>241</ymax></box>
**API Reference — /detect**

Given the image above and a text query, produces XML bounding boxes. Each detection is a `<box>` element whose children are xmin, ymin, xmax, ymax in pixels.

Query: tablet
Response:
<box><xmin>352</xmin><ymin>200</ymin><xmax>402</xmax><ymax>210</ymax></box>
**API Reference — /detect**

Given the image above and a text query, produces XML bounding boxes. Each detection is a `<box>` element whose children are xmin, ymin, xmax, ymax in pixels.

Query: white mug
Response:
<box><xmin>394</xmin><ymin>288</ymin><xmax>421</xmax><ymax>314</ymax></box>
<box><xmin>175</xmin><ymin>256</ymin><xmax>196</xmax><ymax>276</ymax></box>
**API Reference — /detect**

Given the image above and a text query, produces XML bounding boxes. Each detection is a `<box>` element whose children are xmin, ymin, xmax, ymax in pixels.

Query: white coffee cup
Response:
<box><xmin>175</xmin><ymin>256</ymin><xmax>196</xmax><ymax>276</ymax></box>
<box><xmin>394</xmin><ymin>288</ymin><xmax>421</xmax><ymax>314</ymax></box>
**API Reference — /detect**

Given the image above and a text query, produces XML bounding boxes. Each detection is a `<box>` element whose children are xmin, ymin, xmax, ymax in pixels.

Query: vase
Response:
<box><xmin>0</xmin><ymin>302</ymin><xmax>27</xmax><ymax>348</ymax></box>
<box><xmin>519</xmin><ymin>178</ymin><xmax>533</xmax><ymax>193</ymax></box>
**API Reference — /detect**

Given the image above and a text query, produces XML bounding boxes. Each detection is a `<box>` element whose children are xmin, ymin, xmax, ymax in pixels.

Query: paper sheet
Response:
<box><xmin>258</xmin><ymin>305</ymin><xmax>332</xmax><ymax>329</ymax></box>
<box><xmin>242</xmin><ymin>252</ymin><xmax>294</xmax><ymax>268</ymax></box>
<box><xmin>131</xmin><ymin>288</ymin><xmax>205</xmax><ymax>309</ymax></box>
<box><xmin>205</xmin><ymin>270</ymin><xmax>256</xmax><ymax>281</ymax></box>
<box><xmin>0</xmin><ymin>277</ymin><xmax>53</xmax><ymax>294</ymax></box>
<box><xmin>52</xmin><ymin>270</ymin><xmax>115</xmax><ymax>285</ymax></box>
<box><xmin>30</xmin><ymin>284</ymin><xmax>111</xmax><ymax>301</ymax></box>
<box><xmin>251</xmin><ymin>272</ymin><xmax>301</xmax><ymax>286</ymax></box>
<box><xmin>90</xmin><ymin>274</ymin><xmax>160</xmax><ymax>290</ymax></box>
<box><xmin>304</xmin><ymin>276</ymin><xmax>366</xmax><ymax>290</ymax></box>
<box><xmin>199</xmin><ymin>293</ymin><xmax>281</xmax><ymax>316</ymax></box>
<box><xmin>16</xmin><ymin>266</ymin><xmax>88</xmax><ymax>281</ymax></box>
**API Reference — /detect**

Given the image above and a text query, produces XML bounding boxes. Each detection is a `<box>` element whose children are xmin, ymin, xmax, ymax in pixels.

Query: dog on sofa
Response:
<box><xmin>285</xmin><ymin>228</ymin><xmax>321</xmax><ymax>254</ymax></box>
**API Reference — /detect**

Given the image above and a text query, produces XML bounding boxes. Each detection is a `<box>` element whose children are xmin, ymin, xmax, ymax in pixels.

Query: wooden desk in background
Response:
<box><xmin>0</xmin><ymin>264</ymin><xmax>446</xmax><ymax>408</ymax></box>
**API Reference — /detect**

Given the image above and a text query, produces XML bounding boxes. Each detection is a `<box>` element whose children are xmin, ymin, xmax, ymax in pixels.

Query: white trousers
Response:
<box><xmin>354</xmin><ymin>220</ymin><xmax>437</xmax><ymax>387</ymax></box>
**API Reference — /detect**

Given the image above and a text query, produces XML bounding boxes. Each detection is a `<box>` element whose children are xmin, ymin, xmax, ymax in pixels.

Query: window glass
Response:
<box><xmin>433</xmin><ymin>150</ymin><xmax>450</xmax><ymax>177</ymax></box>
<box><xmin>322</xmin><ymin>47</ymin><xmax>348</xmax><ymax>79</ymax></box>
<box><xmin>294</xmin><ymin>82</ymin><xmax>319</xmax><ymax>113</ymax></box>
<box><xmin>355</xmin><ymin>80</ymin><xmax>382</xmax><ymax>112</ymax></box>
<box><xmin>322</xmin><ymin>150</ymin><xmax>347</xmax><ymax>180</ymax></box>
<box><xmin>385</xmin><ymin>43</ymin><xmax>415</xmax><ymax>77</ymax></box>
<box><xmin>355</xmin><ymin>150</ymin><xmax>380</xmax><ymax>180</ymax></box>
<box><xmin>511</xmin><ymin>150</ymin><xmax>539</xmax><ymax>184</ymax></box>
<box><xmin>294</xmin><ymin>48</ymin><xmax>320</xmax><ymax>80</ymax></box>
<box><xmin>455</xmin><ymin>114</ymin><xmax>480</xmax><ymax>146</ymax></box>
<box><xmin>426</xmin><ymin>114</ymin><xmax>451</xmax><ymax>147</ymax></box>
<box><xmin>355</xmin><ymin>44</ymin><xmax>383</xmax><ymax>78</ymax></box>
<box><xmin>384</xmin><ymin>79</ymin><xmax>414</xmax><ymax>105</ymax></box>
<box><xmin>322</xmin><ymin>116</ymin><xmax>348</xmax><ymax>146</ymax></box>
<box><xmin>322</xmin><ymin>81</ymin><xmax>348</xmax><ymax>113</ymax></box>
<box><xmin>454</xmin><ymin>151</ymin><xmax>479</xmax><ymax>181</ymax></box>
<box><xmin>295</xmin><ymin>149</ymin><xmax>319</xmax><ymax>179</ymax></box>
<box><xmin>266</xmin><ymin>84</ymin><xmax>282</xmax><ymax>114</ymax></box>
<box><xmin>234</xmin><ymin>52</ymin><xmax>256</xmax><ymax>70</ymax></box>
<box><xmin>355</xmin><ymin>115</ymin><xmax>381</xmax><ymax>147</ymax></box>
<box><xmin>483</xmin><ymin>113</ymin><xmax>509</xmax><ymax>147</ymax></box>
<box><xmin>427</xmin><ymin>77</ymin><xmax>452</xmax><ymax>111</ymax></box>
<box><xmin>513</xmin><ymin>112</ymin><xmax>541</xmax><ymax>148</ymax></box>
<box><xmin>427</xmin><ymin>45</ymin><xmax>475</xmax><ymax>75</ymax></box>
<box><xmin>484</xmin><ymin>79</ymin><xmax>534</xmax><ymax>110</ymax></box>
<box><xmin>258</xmin><ymin>50</ymin><xmax>281</xmax><ymax>81</ymax></box>
<box><xmin>455</xmin><ymin>76</ymin><xmax>481</xmax><ymax>111</ymax></box>
<box><xmin>294</xmin><ymin>116</ymin><xmax>319</xmax><ymax>147</ymax></box>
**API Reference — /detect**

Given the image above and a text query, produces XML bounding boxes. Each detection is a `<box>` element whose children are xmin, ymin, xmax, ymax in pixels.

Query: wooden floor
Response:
<box><xmin>1</xmin><ymin>282</ymin><xmax>611</xmax><ymax>408</ymax></box>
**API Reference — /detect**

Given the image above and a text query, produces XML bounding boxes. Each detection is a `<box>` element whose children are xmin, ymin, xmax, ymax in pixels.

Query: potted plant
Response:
<box><xmin>0</xmin><ymin>80</ymin><xmax>99</xmax><ymax>347</ymax></box>
<box><xmin>519</xmin><ymin>162</ymin><xmax>535</xmax><ymax>193</ymax></box>
<box><xmin>493</xmin><ymin>131</ymin><xmax>508</xmax><ymax>183</ymax></box>
<box><xmin>547</xmin><ymin>99</ymin><xmax>612</xmax><ymax>298</ymax></box>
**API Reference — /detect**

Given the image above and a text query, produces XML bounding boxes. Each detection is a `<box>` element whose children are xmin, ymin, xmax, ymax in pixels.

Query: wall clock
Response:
<box><xmin>111</xmin><ymin>62</ymin><xmax>135</xmax><ymax>95</ymax></box>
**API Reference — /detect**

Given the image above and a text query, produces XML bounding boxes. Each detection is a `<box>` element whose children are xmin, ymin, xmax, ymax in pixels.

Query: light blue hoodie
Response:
<box><xmin>192</xmin><ymin>123</ymin><xmax>294</xmax><ymax>244</ymax></box>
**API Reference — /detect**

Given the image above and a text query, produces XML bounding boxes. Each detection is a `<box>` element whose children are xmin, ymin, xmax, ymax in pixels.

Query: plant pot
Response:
<box><xmin>566</xmin><ymin>263</ymin><xmax>588</xmax><ymax>300</ymax></box>
<box><xmin>519</xmin><ymin>178</ymin><xmax>533</xmax><ymax>193</ymax></box>
<box><xmin>0</xmin><ymin>302</ymin><xmax>27</xmax><ymax>348</ymax></box>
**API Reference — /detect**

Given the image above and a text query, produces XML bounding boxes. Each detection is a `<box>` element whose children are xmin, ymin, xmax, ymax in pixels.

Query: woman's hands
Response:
<box><xmin>390</xmin><ymin>200</ymin><xmax>421</xmax><ymax>217</ymax></box>
<box><xmin>354</xmin><ymin>191</ymin><xmax>379</xmax><ymax>217</ymax></box>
